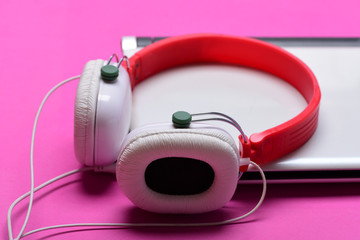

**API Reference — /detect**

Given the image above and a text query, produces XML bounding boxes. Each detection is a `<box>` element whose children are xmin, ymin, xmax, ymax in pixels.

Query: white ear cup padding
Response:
<box><xmin>116</xmin><ymin>125</ymin><xmax>240</xmax><ymax>214</ymax></box>
<box><xmin>74</xmin><ymin>59</ymin><xmax>104</xmax><ymax>166</ymax></box>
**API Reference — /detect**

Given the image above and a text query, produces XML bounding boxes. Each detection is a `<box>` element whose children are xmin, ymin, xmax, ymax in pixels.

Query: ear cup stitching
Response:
<box><xmin>74</xmin><ymin>59</ymin><xmax>104</xmax><ymax>165</ymax></box>
<box><xmin>83</xmin><ymin>62</ymin><xmax>100</xmax><ymax>164</ymax></box>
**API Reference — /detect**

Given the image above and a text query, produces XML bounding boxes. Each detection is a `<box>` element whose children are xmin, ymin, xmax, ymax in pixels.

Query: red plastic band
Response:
<box><xmin>127</xmin><ymin>34</ymin><xmax>321</xmax><ymax>166</ymax></box>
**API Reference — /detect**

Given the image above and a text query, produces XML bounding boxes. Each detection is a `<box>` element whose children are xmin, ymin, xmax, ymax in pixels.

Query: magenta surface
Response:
<box><xmin>1</xmin><ymin>1</ymin><xmax>360</xmax><ymax>239</ymax></box>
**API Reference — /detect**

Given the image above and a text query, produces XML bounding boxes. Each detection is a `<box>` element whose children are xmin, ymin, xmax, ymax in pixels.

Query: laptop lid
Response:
<box><xmin>122</xmin><ymin>37</ymin><xmax>360</xmax><ymax>182</ymax></box>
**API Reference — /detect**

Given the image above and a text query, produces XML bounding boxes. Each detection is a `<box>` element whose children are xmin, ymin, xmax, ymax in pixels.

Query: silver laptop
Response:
<box><xmin>122</xmin><ymin>36</ymin><xmax>360</xmax><ymax>182</ymax></box>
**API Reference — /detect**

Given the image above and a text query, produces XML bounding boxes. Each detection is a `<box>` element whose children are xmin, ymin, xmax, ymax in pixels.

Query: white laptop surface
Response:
<box><xmin>122</xmin><ymin>37</ymin><xmax>360</xmax><ymax>182</ymax></box>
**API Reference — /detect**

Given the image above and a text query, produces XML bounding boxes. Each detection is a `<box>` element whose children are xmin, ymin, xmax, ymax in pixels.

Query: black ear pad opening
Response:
<box><xmin>145</xmin><ymin>157</ymin><xmax>215</xmax><ymax>195</ymax></box>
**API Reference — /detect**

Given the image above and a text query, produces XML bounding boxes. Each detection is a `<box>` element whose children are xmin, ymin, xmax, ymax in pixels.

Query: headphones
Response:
<box><xmin>73</xmin><ymin>34</ymin><xmax>321</xmax><ymax>214</ymax></box>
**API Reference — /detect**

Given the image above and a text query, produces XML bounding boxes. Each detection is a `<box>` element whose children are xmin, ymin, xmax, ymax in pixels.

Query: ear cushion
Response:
<box><xmin>74</xmin><ymin>59</ymin><xmax>105</xmax><ymax>166</ymax></box>
<box><xmin>116</xmin><ymin>125</ymin><xmax>240</xmax><ymax>214</ymax></box>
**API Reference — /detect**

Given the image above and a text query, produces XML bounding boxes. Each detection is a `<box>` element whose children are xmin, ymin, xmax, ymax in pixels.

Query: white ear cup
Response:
<box><xmin>94</xmin><ymin>66</ymin><xmax>132</xmax><ymax>166</ymax></box>
<box><xmin>74</xmin><ymin>60</ymin><xmax>132</xmax><ymax>166</ymax></box>
<box><xmin>116</xmin><ymin>124</ymin><xmax>240</xmax><ymax>214</ymax></box>
<box><xmin>74</xmin><ymin>59</ymin><xmax>104</xmax><ymax>166</ymax></box>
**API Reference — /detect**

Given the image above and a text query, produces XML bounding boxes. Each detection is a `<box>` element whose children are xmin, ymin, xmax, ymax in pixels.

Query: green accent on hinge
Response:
<box><xmin>172</xmin><ymin>111</ymin><xmax>192</xmax><ymax>128</ymax></box>
<box><xmin>101</xmin><ymin>65</ymin><xmax>119</xmax><ymax>81</ymax></box>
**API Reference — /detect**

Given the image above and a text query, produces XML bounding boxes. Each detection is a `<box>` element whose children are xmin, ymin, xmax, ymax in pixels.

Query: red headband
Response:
<box><xmin>126</xmin><ymin>34</ymin><xmax>321</xmax><ymax>166</ymax></box>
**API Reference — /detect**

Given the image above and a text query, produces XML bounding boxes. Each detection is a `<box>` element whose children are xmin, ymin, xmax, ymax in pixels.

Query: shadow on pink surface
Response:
<box><xmin>7</xmin><ymin>170</ymin><xmax>360</xmax><ymax>239</ymax></box>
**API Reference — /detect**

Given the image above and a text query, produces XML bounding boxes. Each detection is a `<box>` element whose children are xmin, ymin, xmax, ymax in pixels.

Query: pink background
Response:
<box><xmin>1</xmin><ymin>0</ymin><xmax>360</xmax><ymax>239</ymax></box>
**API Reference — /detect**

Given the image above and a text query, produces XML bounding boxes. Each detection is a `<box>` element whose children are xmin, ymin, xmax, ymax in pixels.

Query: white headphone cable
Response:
<box><xmin>7</xmin><ymin>75</ymin><xmax>81</xmax><ymax>240</ymax></box>
<box><xmin>10</xmin><ymin>161</ymin><xmax>266</xmax><ymax>239</ymax></box>
<box><xmin>7</xmin><ymin>75</ymin><xmax>267</xmax><ymax>239</ymax></box>
<box><xmin>7</xmin><ymin>167</ymin><xmax>93</xmax><ymax>239</ymax></box>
